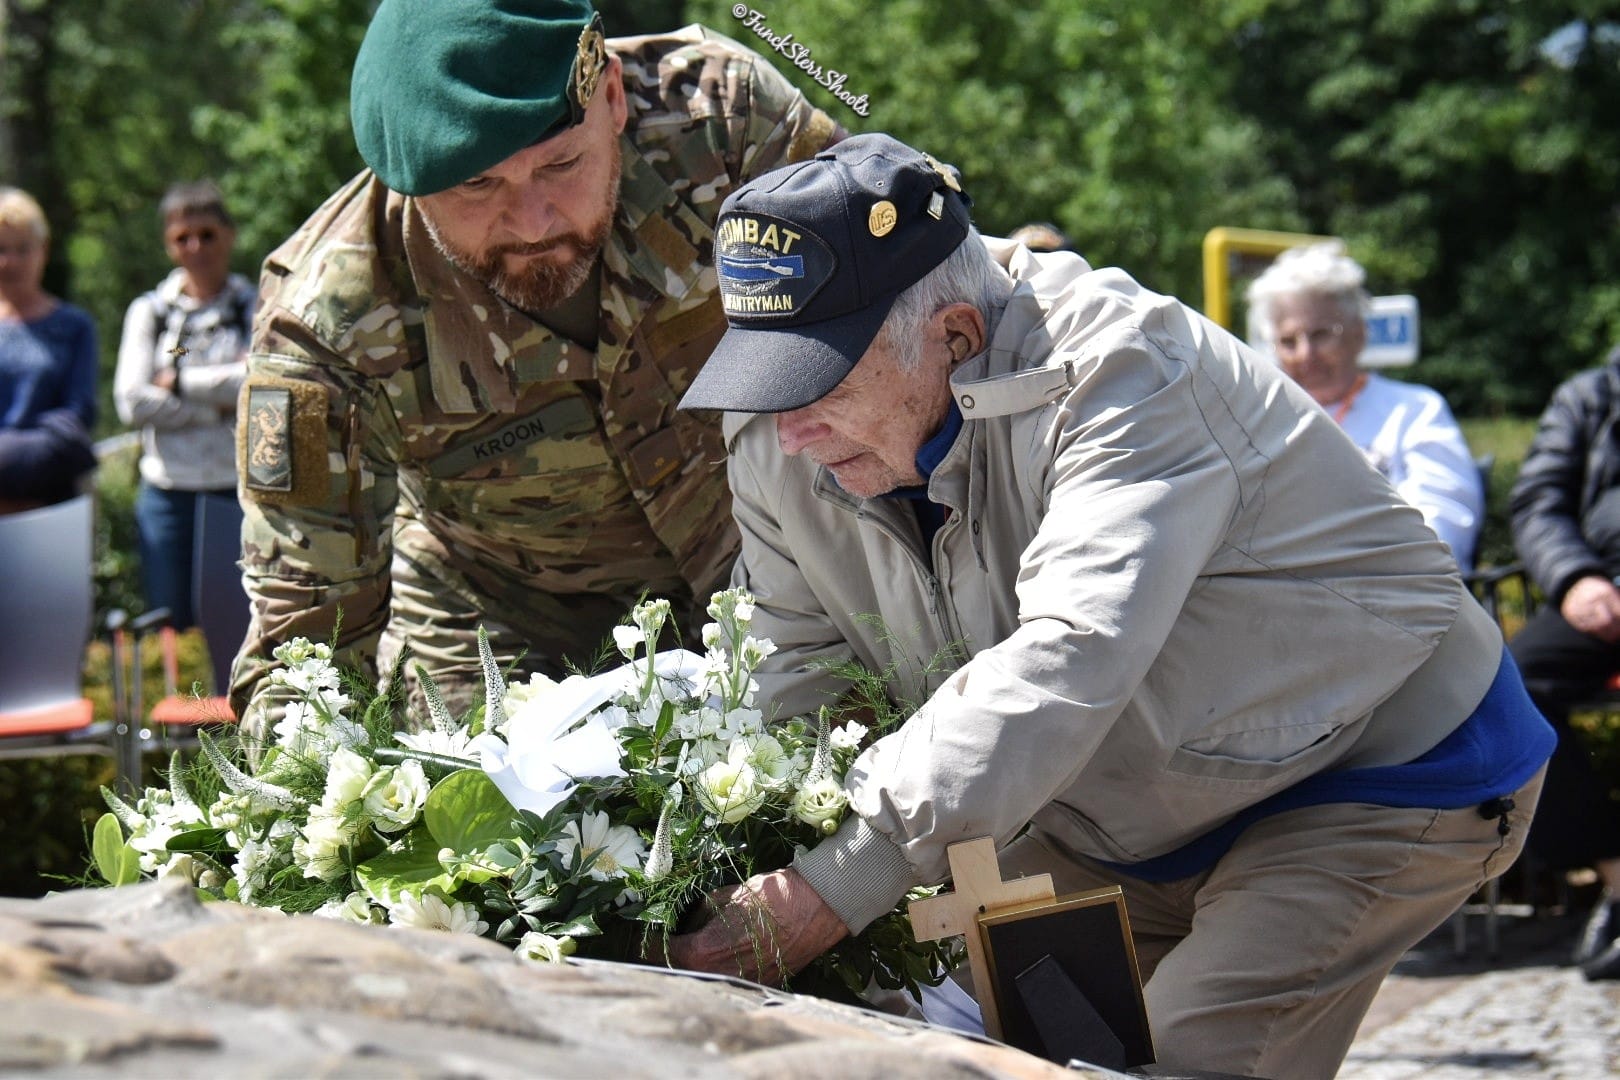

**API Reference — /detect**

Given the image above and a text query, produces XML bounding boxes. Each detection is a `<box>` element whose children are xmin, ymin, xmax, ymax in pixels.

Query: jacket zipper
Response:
<box><xmin>853</xmin><ymin>501</ymin><xmax>962</xmax><ymax>654</ymax></box>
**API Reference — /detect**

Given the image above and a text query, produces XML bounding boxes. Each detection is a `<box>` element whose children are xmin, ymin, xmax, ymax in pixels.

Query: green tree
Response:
<box><xmin>1224</xmin><ymin>1</ymin><xmax>1620</xmax><ymax>415</ymax></box>
<box><xmin>686</xmin><ymin>0</ymin><xmax>1301</xmax><ymax>303</ymax></box>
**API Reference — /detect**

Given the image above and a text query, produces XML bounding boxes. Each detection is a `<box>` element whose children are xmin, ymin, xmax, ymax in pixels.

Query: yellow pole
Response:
<box><xmin>1202</xmin><ymin>227</ymin><xmax>1337</xmax><ymax>329</ymax></box>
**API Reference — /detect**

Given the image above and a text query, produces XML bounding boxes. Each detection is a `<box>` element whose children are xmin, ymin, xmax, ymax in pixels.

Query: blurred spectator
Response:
<box><xmin>114</xmin><ymin>180</ymin><xmax>254</xmax><ymax>628</ymax></box>
<box><xmin>1507</xmin><ymin>347</ymin><xmax>1620</xmax><ymax>981</ymax></box>
<box><xmin>0</xmin><ymin>186</ymin><xmax>97</xmax><ymax>515</ymax></box>
<box><xmin>1248</xmin><ymin>241</ymin><xmax>1483</xmax><ymax>572</ymax></box>
<box><xmin>1007</xmin><ymin>220</ymin><xmax>1074</xmax><ymax>253</ymax></box>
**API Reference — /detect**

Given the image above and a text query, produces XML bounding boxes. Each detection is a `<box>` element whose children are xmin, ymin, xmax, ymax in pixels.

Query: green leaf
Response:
<box><xmin>164</xmin><ymin>828</ymin><xmax>232</xmax><ymax>853</ymax></box>
<box><xmin>92</xmin><ymin>813</ymin><xmax>142</xmax><ymax>886</ymax></box>
<box><xmin>424</xmin><ymin>769</ymin><xmax>517</xmax><ymax>855</ymax></box>
<box><xmin>544</xmin><ymin>912</ymin><xmax>602</xmax><ymax>939</ymax></box>
<box><xmin>355</xmin><ymin>829</ymin><xmax>457</xmax><ymax>901</ymax></box>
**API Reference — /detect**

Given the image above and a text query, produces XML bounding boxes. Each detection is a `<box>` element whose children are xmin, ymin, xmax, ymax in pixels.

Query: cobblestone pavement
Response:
<box><xmin>1342</xmin><ymin>906</ymin><xmax>1620</xmax><ymax>1079</ymax></box>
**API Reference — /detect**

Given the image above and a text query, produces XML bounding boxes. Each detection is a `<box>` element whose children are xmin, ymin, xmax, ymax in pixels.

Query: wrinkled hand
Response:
<box><xmin>664</xmin><ymin>867</ymin><xmax>849</xmax><ymax>986</ymax></box>
<box><xmin>1563</xmin><ymin>575</ymin><xmax>1620</xmax><ymax>642</ymax></box>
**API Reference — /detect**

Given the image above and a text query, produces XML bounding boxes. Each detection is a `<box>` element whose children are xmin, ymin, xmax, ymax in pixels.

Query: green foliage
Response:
<box><xmin>91</xmin><ymin>812</ymin><xmax>140</xmax><ymax>885</ymax></box>
<box><xmin>0</xmin><ymin>756</ymin><xmax>118</xmax><ymax>897</ymax></box>
<box><xmin>689</xmin><ymin>0</ymin><xmax>1300</xmax><ymax>301</ymax></box>
<box><xmin>423</xmin><ymin>769</ymin><xmax>516</xmax><ymax>855</ymax></box>
<box><xmin>1460</xmin><ymin>416</ymin><xmax>1538</xmax><ymax>569</ymax></box>
<box><xmin>1223</xmin><ymin>2</ymin><xmax>1620</xmax><ymax>415</ymax></box>
<box><xmin>5</xmin><ymin>0</ymin><xmax>1619</xmax><ymax>424</ymax></box>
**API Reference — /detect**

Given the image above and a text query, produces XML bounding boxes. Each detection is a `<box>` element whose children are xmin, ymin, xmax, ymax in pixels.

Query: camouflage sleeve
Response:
<box><xmin>229</xmin><ymin>305</ymin><xmax>402</xmax><ymax>742</ymax></box>
<box><xmin>732</xmin><ymin>40</ymin><xmax>845</xmax><ymax>179</ymax></box>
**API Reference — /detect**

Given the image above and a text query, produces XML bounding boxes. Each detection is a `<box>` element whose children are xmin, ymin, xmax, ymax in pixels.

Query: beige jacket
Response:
<box><xmin>727</xmin><ymin>241</ymin><xmax>1503</xmax><ymax>933</ymax></box>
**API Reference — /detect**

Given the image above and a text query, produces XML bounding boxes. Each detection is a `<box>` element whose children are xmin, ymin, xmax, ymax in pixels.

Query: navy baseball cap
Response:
<box><xmin>679</xmin><ymin>133</ymin><xmax>973</xmax><ymax>413</ymax></box>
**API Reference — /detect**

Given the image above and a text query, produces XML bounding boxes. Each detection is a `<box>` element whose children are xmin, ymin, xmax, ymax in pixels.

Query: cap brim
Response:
<box><xmin>680</xmin><ymin>298</ymin><xmax>896</xmax><ymax>413</ymax></box>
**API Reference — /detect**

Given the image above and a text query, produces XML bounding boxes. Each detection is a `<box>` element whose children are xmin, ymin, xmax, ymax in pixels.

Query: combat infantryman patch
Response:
<box><xmin>715</xmin><ymin>212</ymin><xmax>836</xmax><ymax>323</ymax></box>
<box><xmin>246</xmin><ymin>387</ymin><xmax>293</xmax><ymax>491</ymax></box>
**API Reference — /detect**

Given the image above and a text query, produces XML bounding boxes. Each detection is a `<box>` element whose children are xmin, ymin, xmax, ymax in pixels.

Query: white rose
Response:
<box><xmin>516</xmin><ymin>932</ymin><xmax>577</xmax><ymax>964</ymax></box>
<box><xmin>361</xmin><ymin>760</ymin><xmax>429</xmax><ymax>832</ymax></box>
<box><xmin>792</xmin><ymin>777</ymin><xmax>849</xmax><ymax>832</ymax></box>
<box><xmin>731</xmin><ymin>732</ymin><xmax>791</xmax><ymax>786</ymax></box>
<box><xmin>696</xmin><ymin>758</ymin><xmax>767</xmax><ymax>824</ymax></box>
<box><xmin>295</xmin><ymin>808</ymin><xmax>353</xmax><ymax>882</ymax></box>
<box><xmin>320</xmin><ymin>746</ymin><xmax>374</xmax><ymax>810</ymax></box>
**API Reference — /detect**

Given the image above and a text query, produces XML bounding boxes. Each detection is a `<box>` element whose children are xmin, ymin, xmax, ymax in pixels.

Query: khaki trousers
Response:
<box><xmin>996</xmin><ymin>766</ymin><xmax>1545</xmax><ymax>1080</ymax></box>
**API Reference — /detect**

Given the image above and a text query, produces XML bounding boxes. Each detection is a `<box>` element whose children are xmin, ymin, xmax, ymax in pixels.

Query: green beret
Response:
<box><xmin>351</xmin><ymin>0</ymin><xmax>608</xmax><ymax>196</ymax></box>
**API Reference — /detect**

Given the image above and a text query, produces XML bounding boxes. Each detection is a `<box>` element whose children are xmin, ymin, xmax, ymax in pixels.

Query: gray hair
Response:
<box><xmin>1245</xmin><ymin>240</ymin><xmax>1369</xmax><ymax>345</ymax></box>
<box><xmin>874</xmin><ymin>226</ymin><xmax>1006</xmax><ymax>370</ymax></box>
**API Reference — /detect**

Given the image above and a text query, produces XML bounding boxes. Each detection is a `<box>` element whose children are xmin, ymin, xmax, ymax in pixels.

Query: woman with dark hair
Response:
<box><xmin>114</xmin><ymin>180</ymin><xmax>256</xmax><ymax>627</ymax></box>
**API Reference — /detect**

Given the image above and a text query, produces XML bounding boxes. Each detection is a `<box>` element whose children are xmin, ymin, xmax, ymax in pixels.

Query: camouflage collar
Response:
<box><xmin>403</xmin><ymin>133</ymin><xmax>716</xmax><ymax>414</ymax></box>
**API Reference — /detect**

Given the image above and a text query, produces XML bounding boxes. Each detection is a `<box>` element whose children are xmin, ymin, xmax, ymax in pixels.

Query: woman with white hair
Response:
<box><xmin>1248</xmin><ymin>241</ymin><xmax>1484</xmax><ymax>572</ymax></box>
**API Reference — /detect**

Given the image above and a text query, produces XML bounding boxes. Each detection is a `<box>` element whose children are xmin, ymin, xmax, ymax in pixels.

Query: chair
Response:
<box><xmin>0</xmin><ymin>496</ymin><xmax>128</xmax><ymax>784</ymax></box>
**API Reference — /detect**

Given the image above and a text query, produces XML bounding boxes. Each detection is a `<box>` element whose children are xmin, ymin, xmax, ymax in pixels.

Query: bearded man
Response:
<box><xmin>231</xmin><ymin>0</ymin><xmax>841</xmax><ymax>734</ymax></box>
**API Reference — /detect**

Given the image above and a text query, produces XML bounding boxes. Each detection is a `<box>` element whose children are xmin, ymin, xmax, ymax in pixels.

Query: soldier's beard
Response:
<box><xmin>424</xmin><ymin>150</ymin><xmax>621</xmax><ymax>315</ymax></box>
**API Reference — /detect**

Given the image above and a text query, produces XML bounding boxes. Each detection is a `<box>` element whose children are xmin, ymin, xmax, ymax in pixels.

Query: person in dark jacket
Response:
<box><xmin>1508</xmin><ymin>344</ymin><xmax>1620</xmax><ymax>980</ymax></box>
<box><xmin>0</xmin><ymin>186</ymin><xmax>97</xmax><ymax>514</ymax></box>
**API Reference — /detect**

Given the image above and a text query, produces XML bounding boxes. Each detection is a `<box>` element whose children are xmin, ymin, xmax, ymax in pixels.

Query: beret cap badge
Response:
<box><xmin>569</xmin><ymin>14</ymin><xmax>608</xmax><ymax>123</ymax></box>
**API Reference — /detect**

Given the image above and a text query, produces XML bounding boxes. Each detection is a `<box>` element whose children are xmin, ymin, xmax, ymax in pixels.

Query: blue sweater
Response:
<box><xmin>1102</xmin><ymin>648</ymin><xmax>1556</xmax><ymax>882</ymax></box>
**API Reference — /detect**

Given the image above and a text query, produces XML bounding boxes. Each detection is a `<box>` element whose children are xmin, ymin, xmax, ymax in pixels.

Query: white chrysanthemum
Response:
<box><xmin>315</xmin><ymin>891</ymin><xmax>385</xmax><ymax>924</ymax></box>
<box><xmin>295</xmin><ymin>807</ymin><xmax>354</xmax><ymax>882</ymax></box>
<box><xmin>516</xmin><ymin>931</ymin><xmax>578</xmax><ymax>964</ymax></box>
<box><xmin>362</xmin><ymin>760</ymin><xmax>429</xmax><ymax>831</ymax></box>
<box><xmin>556</xmin><ymin>810</ymin><xmax>646</xmax><ymax>881</ymax></box>
<box><xmin>830</xmin><ymin>721</ymin><xmax>869</xmax><ymax>751</ymax></box>
<box><xmin>731</xmin><ymin>732</ymin><xmax>792</xmax><ymax>786</ymax></box>
<box><xmin>320</xmin><ymin>746</ymin><xmax>374</xmax><ymax>810</ymax></box>
<box><xmin>696</xmin><ymin>758</ymin><xmax>767</xmax><ymax>824</ymax></box>
<box><xmin>387</xmin><ymin>891</ymin><xmax>488</xmax><ymax>935</ymax></box>
<box><xmin>792</xmin><ymin>777</ymin><xmax>849</xmax><ymax>833</ymax></box>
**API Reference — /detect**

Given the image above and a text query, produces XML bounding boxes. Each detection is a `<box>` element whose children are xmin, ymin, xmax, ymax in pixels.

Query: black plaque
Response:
<box><xmin>979</xmin><ymin>886</ymin><xmax>1154</xmax><ymax>1068</ymax></box>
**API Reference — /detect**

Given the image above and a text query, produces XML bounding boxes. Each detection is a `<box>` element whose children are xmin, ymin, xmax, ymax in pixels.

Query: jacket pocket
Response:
<box><xmin>1167</xmin><ymin>718</ymin><xmax>1345</xmax><ymax>784</ymax></box>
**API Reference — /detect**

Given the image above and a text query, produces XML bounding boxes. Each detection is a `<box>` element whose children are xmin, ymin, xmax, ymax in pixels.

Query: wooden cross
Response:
<box><xmin>908</xmin><ymin>836</ymin><xmax>1055</xmax><ymax>1039</ymax></box>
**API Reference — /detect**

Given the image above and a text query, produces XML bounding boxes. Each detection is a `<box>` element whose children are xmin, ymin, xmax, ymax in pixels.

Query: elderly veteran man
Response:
<box><xmin>668</xmin><ymin>134</ymin><xmax>1553</xmax><ymax>1080</ymax></box>
<box><xmin>231</xmin><ymin>0</ymin><xmax>841</xmax><ymax>734</ymax></box>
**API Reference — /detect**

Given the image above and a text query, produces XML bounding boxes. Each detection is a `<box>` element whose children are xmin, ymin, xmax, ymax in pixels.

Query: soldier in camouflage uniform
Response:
<box><xmin>231</xmin><ymin>0</ymin><xmax>841</xmax><ymax>736</ymax></box>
